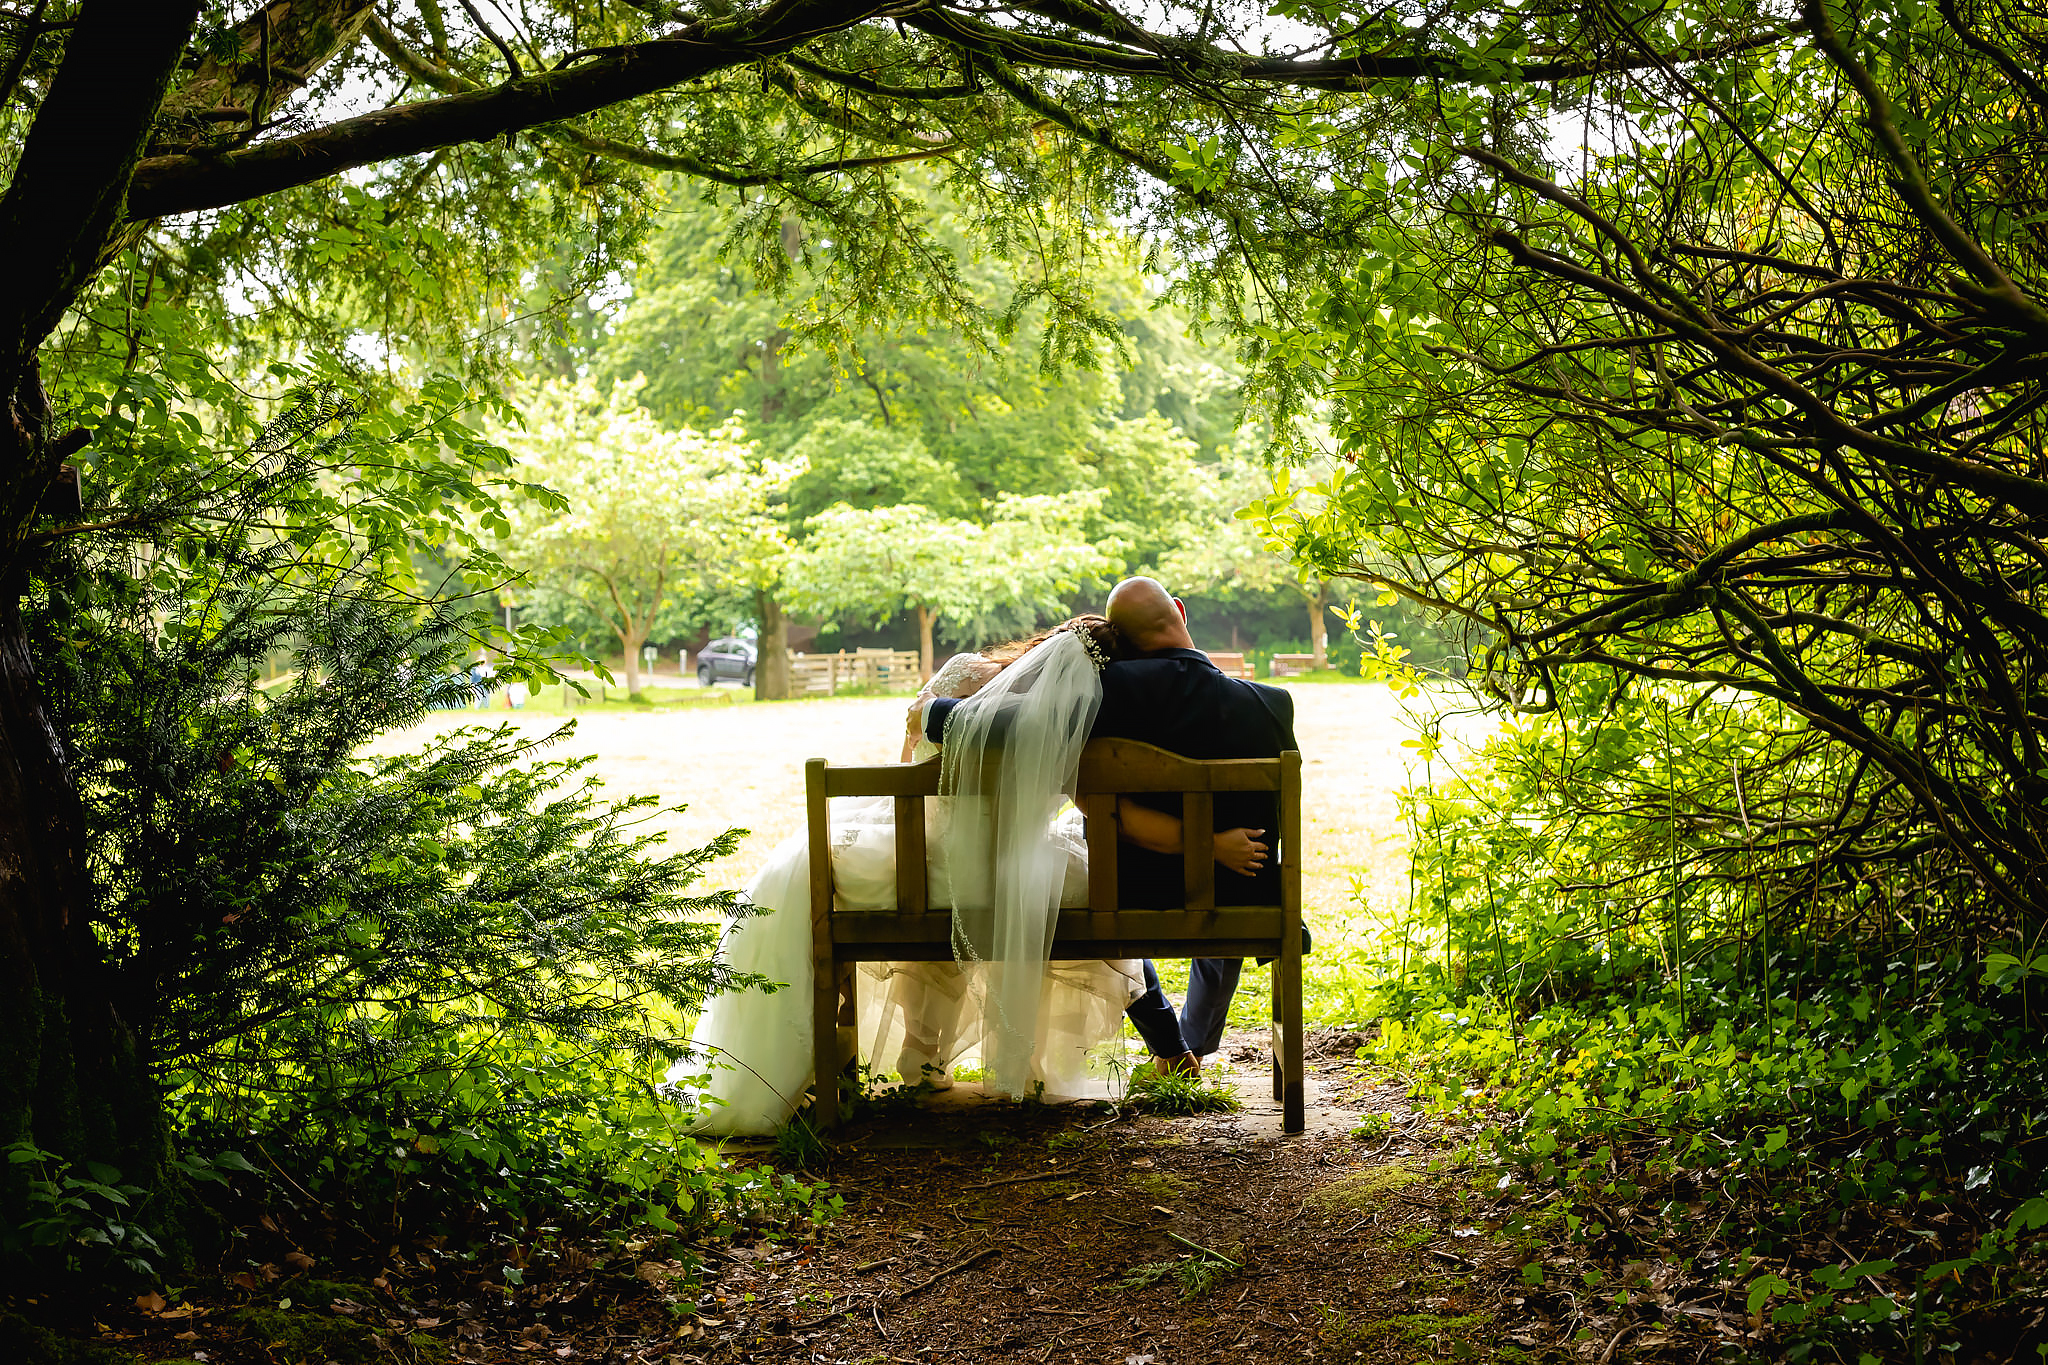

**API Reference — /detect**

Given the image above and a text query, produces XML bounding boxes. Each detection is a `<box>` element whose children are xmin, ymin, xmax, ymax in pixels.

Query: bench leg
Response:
<box><xmin>811</xmin><ymin>949</ymin><xmax>840</xmax><ymax>1130</ymax></box>
<box><xmin>1270</xmin><ymin>974</ymin><xmax>1283</xmax><ymax>1102</ymax></box>
<box><xmin>1278</xmin><ymin>947</ymin><xmax>1305</xmax><ymax>1134</ymax></box>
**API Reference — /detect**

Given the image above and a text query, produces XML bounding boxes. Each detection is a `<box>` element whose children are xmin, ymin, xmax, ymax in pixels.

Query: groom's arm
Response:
<box><xmin>921</xmin><ymin>695</ymin><xmax>960</xmax><ymax>743</ymax></box>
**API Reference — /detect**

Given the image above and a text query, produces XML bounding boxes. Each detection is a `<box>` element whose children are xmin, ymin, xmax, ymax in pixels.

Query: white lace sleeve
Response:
<box><xmin>924</xmin><ymin>652</ymin><xmax>999</xmax><ymax>701</ymax></box>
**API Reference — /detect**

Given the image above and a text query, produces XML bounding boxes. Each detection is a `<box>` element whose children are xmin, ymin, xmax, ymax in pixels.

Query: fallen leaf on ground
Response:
<box><xmin>134</xmin><ymin>1292</ymin><xmax>165</xmax><ymax>1313</ymax></box>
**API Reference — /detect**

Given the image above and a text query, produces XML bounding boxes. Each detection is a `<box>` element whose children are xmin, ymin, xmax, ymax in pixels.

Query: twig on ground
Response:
<box><xmin>872</xmin><ymin>1300</ymin><xmax>888</xmax><ymax>1338</ymax></box>
<box><xmin>897</xmin><ymin>1246</ymin><xmax>1001</xmax><ymax>1299</ymax></box>
<box><xmin>855</xmin><ymin>1257</ymin><xmax>900</xmax><ymax>1273</ymax></box>
<box><xmin>1165</xmin><ymin>1230</ymin><xmax>1241</xmax><ymax>1267</ymax></box>
<box><xmin>1598</xmin><ymin>1323</ymin><xmax>1636</xmax><ymax>1363</ymax></box>
<box><xmin>792</xmin><ymin>1247</ymin><xmax>1000</xmax><ymax>1328</ymax></box>
<box><xmin>961</xmin><ymin>1167</ymin><xmax>1085</xmax><ymax>1190</ymax></box>
<box><xmin>791</xmin><ymin>1298</ymin><xmax>860</xmax><ymax>1330</ymax></box>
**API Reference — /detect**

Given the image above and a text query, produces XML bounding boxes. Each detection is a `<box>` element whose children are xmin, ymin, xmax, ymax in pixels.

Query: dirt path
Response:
<box><xmin>643</xmin><ymin>1038</ymin><xmax>1515</xmax><ymax>1365</ymax></box>
<box><xmin>96</xmin><ymin>1040</ymin><xmax>1750</xmax><ymax>1365</ymax></box>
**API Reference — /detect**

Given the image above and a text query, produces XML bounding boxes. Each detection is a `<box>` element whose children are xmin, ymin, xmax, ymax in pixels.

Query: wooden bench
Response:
<box><xmin>804</xmin><ymin>738</ymin><xmax>1306</xmax><ymax>1132</ymax></box>
<box><xmin>1203</xmin><ymin>650</ymin><xmax>1256</xmax><ymax>679</ymax></box>
<box><xmin>1268</xmin><ymin>653</ymin><xmax>1316</xmax><ymax>677</ymax></box>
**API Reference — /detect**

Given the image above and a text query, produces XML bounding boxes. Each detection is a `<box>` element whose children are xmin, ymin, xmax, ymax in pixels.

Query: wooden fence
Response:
<box><xmin>789</xmin><ymin>648</ymin><xmax>924</xmax><ymax>695</ymax></box>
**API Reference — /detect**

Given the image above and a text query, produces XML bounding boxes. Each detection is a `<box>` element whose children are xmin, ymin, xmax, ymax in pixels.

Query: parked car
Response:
<box><xmin>697</xmin><ymin>637</ymin><xmax>756</xmax><ymax>686</ymax></box>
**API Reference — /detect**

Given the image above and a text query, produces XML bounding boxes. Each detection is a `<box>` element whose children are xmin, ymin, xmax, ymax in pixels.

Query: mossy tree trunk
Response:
<box><xmin>1305</xmin><ymin>580</ymin><xmax>1329</xmax><ymax>672</ymax></box>
<box><xmin>755</xmin><ymin>592</ymin><xmax>791</xmax><ymax>700</ymax></box>
<box><xmin>915</xmin><ymin>602</ymin><xmax>936</xmax><ymax>680</ymax></box>
<box><xmin>0</xmin><ymin>2</ymin><xmax>201</xmax><ymax>1236</ymax></box>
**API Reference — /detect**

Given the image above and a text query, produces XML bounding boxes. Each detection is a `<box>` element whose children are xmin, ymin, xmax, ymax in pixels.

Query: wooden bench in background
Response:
<box><xmin>1268</xmin><ymin>653</ymin><xmax>1316</xmax><ymax>677</ymax></box>
<box><xmin>804</xmin><ymin>738</ymin><xmax>1306</xmax><ymax>1133</ymax></box>
<box><xmin>1203</xmin><ymin>650</ymin><xmax>1256</xmax><ymax>679</ymax></box>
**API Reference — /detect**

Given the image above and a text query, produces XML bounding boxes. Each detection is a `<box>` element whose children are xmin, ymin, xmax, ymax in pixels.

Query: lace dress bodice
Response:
<box><xmin>908</xmin><ymin>651</ymin><xmax>1001</xmax><ymax>763</ymax></box>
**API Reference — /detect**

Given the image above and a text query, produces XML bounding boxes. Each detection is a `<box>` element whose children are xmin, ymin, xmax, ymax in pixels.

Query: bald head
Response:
<box><xmin>1106</xmin><ymin>577</ymin><xmax>1194</xmax><ymax>653</ymax></box>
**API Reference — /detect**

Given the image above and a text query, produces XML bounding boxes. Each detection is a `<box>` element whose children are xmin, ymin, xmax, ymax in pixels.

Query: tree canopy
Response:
<box><xmin>14</xmin><ymin>2</ymin><xmax>2048</xmax><ymax>1356</ymax></box>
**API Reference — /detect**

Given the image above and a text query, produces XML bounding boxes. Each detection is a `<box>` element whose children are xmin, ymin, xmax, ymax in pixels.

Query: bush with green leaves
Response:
<box><xmin>10</xmin><ymin>373</ymin><xmax>818</xmax><ymax>1275</ymax></box>
<box><xmin>1360</xmin><ymin>674</ymin><xmax>2048</xmax><ymax>1354</ymax></box>
<box><xmin>1</xmin><ymin>1142</ymin><xmax>164</xmax><ymax>1280</ymax></box>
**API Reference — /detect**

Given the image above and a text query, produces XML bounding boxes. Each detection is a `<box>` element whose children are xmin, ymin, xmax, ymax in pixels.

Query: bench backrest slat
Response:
<box><xmin>1182</xmin><ymin>790</ymin><xmax>1215</xmax><ymax>910</ymax></box>
<box><xmin>1077</xmin><ymin>738</ymin><xmax>1279</xmax><ymax>793</ymax></box>
<box><xmin>893</xmin><ymin>795</ymin><xmax>928</xmax><ymax>913</ymax></box>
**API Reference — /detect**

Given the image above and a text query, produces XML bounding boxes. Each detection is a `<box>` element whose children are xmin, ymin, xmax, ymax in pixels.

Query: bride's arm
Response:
<box><xmin>1115</xmin><ymin>799</ymin><xmax>1270</xmax><ymax>875</ymax></box>
<box><xmin>1115</xmin><ymin>798</ymin><xmax>1183</xmax><ymax>854</ymax></box>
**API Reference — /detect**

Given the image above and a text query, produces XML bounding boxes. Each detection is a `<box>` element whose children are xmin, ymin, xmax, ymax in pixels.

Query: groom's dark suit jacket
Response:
<box><xmin>923</xmin><ymin>647</ymin><xmax>1299</xmax><ymax>909</ymax></box>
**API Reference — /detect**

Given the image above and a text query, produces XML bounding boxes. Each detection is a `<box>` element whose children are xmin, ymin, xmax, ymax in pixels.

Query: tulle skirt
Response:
<box><xmin>668</xmin><ymin>797</ymin><xmax>1141</xmax><ymax>1134</ymax></box>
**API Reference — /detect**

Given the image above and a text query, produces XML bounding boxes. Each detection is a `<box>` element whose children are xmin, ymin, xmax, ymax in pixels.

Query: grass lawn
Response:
<box><xmin>468</xmin><ymin>680</ymin><xmax>750</xmax><ymax>714</ymax></box>
<box><xmin>382</xmin><ymin>677</ymin><xmax>1497</xmax><ymax>1036</ymax></box>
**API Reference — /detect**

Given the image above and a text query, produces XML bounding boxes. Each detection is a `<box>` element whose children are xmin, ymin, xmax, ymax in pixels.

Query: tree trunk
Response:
<box><xmin>755</xmin><ymin>592</ymin><xmax>791</xmax><ymax>700</ymax></box>
<box><xmin>1308</xmin><ymin>580</ymin><xmax>1328</xmax><ymax>672</ymax></box>
<box><xmin>916</xmin><ymin>603</ymin><xmax>936</xmax><ymax>680</ymax></box>
<box><xmin>0</xmin><ymin>5</ymin><xmax>202</xmax><ymax>1251</ymax></box>
<box><xmin>619</xmin><ymin>625</ymin><xmax>646</xmax><ymax>697</ymax></box>
<box><xmin>0</xmin><ymin>486</ymin><xmax>161</xmax><ymax>1240</ymax></box>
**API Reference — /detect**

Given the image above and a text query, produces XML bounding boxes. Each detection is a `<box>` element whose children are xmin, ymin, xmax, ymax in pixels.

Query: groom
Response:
<box><xmin>919</xmin><ymin>576</ymin><xmax>1299</xmax><ymax>1075</ymax></box>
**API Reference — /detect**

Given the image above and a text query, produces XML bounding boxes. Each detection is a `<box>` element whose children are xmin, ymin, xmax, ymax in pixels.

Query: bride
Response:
<box><xmin>670</xmin><ymin>616</ymin><xmax>1268</xmax><ymax>1134</ymax></box>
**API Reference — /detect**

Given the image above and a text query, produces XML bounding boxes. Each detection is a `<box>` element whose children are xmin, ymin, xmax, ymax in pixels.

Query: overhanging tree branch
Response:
<box><xmin>127</xmin><ymin>0</ymin><xmax>895</xmax><ymax>219</ymax></box>
<box><xmin>126</xmin><ymin>0</ymin><xmax>1789</xmax><ymax>222</ymax></box>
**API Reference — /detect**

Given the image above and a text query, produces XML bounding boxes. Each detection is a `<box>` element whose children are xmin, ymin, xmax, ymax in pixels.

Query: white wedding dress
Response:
<box><xmin>670</xmin><ymin>639</ymin><xmax>1142</xmax><ymax>1135</ymax></box>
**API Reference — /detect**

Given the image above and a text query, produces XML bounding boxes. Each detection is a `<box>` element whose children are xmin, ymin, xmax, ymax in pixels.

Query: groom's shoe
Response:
<box><xmin>1153</xmin><ymin>1052</ymin><xmax>1201</xmax><ymax>1078</ymax></box>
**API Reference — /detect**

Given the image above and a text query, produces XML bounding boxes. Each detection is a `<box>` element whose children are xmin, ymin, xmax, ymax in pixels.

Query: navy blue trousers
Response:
<box><xmin>1125</xmin><ymin>958</ymin><xmax>1243</xmax><ymax>1058</ymax></box>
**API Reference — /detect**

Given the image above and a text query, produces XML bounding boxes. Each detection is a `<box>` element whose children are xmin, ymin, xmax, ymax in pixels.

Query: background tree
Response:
<box><xmin>788</xmin><ymin>495</ymin><xmax>1119</xmax><ymax>675</ymax></box>
<box><xmin>695</xmin><ymin>456</ymin><xmax>803</xmax><ymax>700</ymax></box>
<box><xmin>1164</xmin><ymin>455</ymin><xmax>1351</xmax><ymax>669</ymax></box>
<box><xmin>497</xmin><ymin>379</ymin><xmax>786</xmax><ymax>698</ymax></box>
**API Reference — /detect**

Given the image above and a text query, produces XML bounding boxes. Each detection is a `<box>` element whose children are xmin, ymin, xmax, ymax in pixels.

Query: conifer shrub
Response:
<box><xmin>8</xmin><ymin>380</ymin><xmax>816</xmax><ymax>1282</ymax></box>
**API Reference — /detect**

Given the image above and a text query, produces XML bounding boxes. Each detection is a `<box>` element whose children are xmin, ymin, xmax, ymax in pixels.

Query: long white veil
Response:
<box><xmin>939</xmin><ymin>628</ymin><xmax>1103</xmax><ymax>1097</ymax></box>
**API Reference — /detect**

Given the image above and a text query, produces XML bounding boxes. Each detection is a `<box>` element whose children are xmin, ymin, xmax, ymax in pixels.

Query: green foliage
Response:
<box><xmin>1116</xmin><ymin>1237</ymin><xmax>1242</xmax><ymax>1298</ymax></box>
<box><xmin>783</xmin><ymin>417</ymin><xmax>965</xmax><ymax>524</ymax></box>
<box><xmin>591</xmin><ymin>189</ymin><xmax>1257</xmax><ymax>595</ymax></box>
<box><xmin>185</xmin><ymin>1032</ymin><xmax>832</xmax><ymax>1247</ymax></box>
<box><xmin>0</xmin><ymin>1311</ymin><xmax>135</xmax><ymax>1365</ymax></box>
<box><xmin>1353</xmin><ymin>674</ymin><xmax>2048</xmax><ymax>1355</ymax></box>
<box><xmin>785</xmin><ymin>494</ymin><xmax>1121</xmax><ymax>650</ymax></box>
<box><xmin>1348</xmin><ymin>1112</ymin><xmax>1394</xmax><ymax>1141</ymax></box>
<box><xmin>20</xmin><ymin>338</ymin><xmax>822</xmax><ymax>1267</ymax></box>
<box><xmin>1124</xmin><ymin>1066</ymin><xmax>1242</xmax><ymax>1116</ymax></box>
<box><xmin>1</xmin><ymin>1143</ymin><xmax>163</xmax><ymax>1280</ymax></box>
<box><xmin>492</xmin><ymin>377</ymin><xmax>796</xmax><ymax>673</ymax></box>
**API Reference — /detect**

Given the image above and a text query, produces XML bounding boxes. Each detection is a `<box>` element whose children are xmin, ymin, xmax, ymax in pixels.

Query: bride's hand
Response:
<box><xmin>1216</xmin><ymin>827</ymin><xmax>1269</xmax><ymax>876</ymax></box>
